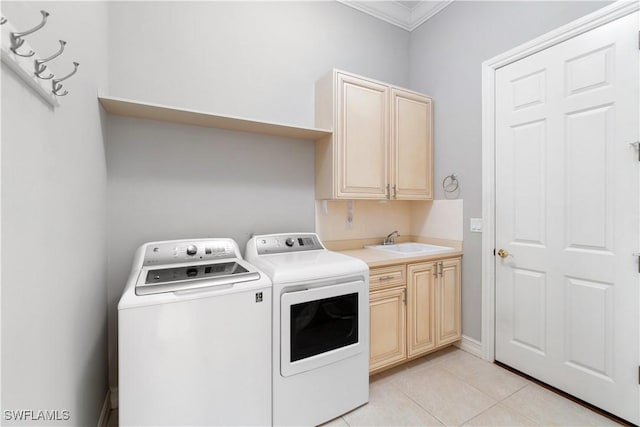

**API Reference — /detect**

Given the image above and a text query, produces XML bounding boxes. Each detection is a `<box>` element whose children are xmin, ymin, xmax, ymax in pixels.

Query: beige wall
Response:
<box><xmin>315</xmin><ymin>199</ymin><xmax>463</xmax><ymax>243</ymax></box>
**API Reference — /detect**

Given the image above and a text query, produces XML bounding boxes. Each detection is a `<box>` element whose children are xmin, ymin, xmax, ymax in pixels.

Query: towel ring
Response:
<box><xmin>442</xmin><ymin>173</ymin><xmax>459</xmax><ymax>193</ymax></box>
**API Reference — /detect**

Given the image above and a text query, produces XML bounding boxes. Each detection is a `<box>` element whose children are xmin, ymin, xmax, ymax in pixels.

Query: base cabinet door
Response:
<box><xmin>369</xmin><ymin>287</ymin><xmax>406</xmax><ymax>372</ymax></box>
<box><xmin>406</xmin><ymin>263</ymin><xmax>437</xmax><ymax>357</ymax></box>
<box><xmin>369</xmin><ymin>257</ymin><xmax>461</xmax><ymax>374</ymax></box>
<box><xmin>406</xmin><ymin>257</ymin><xmax>461</xmax><ymax>356</ymax></box>
<box><xmin>436</xmin><ymin>258</ymin><xmax>461</xmax><ymax>346</ymax></box>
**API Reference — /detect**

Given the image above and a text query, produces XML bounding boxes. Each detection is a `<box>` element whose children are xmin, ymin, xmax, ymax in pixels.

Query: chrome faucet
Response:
<box><xmin>383</xmin><ymin>230</ymin><xmax>400</xmax><ymax>245</ymax></box>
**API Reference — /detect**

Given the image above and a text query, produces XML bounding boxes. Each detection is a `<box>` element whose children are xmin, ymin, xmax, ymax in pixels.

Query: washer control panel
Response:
<box><xmin>142</xmin><ymin>239</ymin><xmax>236</xmax><ymax>266</ymax></box>
<box><xmin>255</xmin><ymin>233</ymin><xmax>324</xmax><ymax>255</ymax></box>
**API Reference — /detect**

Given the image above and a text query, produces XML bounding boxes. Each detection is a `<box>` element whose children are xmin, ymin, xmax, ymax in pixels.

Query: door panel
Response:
<box><xmin>564</xmin><ymin>277</ymin><xmax>613</xmax><ymax>379</ymax></box>
<box><xmin>369</xmin><ymin>287</ymin><xmax>406</xmax><ymax>372</ymax></box>
<box><xmin>565</xmin><ymin>105</ymin><xmax>613</xmax><ymax>252</ymax></box>
<box><xmin>495</xmin><ymin>11</ymin><xmax>639</xmax><ymax>424</ymax></box>
<box><xmin>391</xmin><ymin>89</ymin><xmax>433</xmax><ymax>200</ymax></box>
<box><xmin>437</xmin><ymin>259</ymin><xmax>461</xmax><ymax>345</ymax></box>
<box><xmin>511</xmin><ymin>120</ymin><xmax>547</xmax><ymax>246</ymax></box>
<box><xmin>511</xmin><ymin>268</ymin><xmax>546</xmax><ymax>355</ymax></box>
<box><xmin>337</xmin><ymin>74</ymin><xmax>388</xmax><ymax>198</ymax></box>
<box><xmin>407</xmin><ymin>263</ymin><xmax>436</xmax><ymax>357</ymax></box>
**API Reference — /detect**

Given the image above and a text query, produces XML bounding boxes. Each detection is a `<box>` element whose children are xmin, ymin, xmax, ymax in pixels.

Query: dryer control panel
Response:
<box><xmin>255</xmin><ymin>233</ymin><xmax>324</xmax><ymax>255</ymax></box>
<box><xmin>142</xmin><ymin>239</ymin><xmax>237</xmax><ymax>266</ymax></box>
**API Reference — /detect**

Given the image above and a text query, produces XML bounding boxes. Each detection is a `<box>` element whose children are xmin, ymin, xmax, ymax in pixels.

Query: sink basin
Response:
<box><xmin>365</xmin><ymin>242</ymin><xmax>456</xmax><ymax>256</ymax></box>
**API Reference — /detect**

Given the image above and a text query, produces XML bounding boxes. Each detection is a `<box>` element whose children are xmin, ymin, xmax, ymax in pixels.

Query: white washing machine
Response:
<box><xmin>118</xmin><ymin>238</ymin><xmax>272</xmax><ymax>427</ymax></box>
<box><xmin>245</xmin><ymin>233</ymin><xmax>370</xmax><ymax>426</ymax></box>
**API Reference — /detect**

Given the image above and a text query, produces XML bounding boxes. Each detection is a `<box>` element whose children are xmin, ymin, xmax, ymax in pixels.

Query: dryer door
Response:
<box><xmin>280</xmin><ymin>280</ymin><xmax>367</xmax><ymax>377</ymax></box>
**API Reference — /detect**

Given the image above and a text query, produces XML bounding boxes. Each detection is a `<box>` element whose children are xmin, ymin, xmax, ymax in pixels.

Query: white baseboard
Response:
<box><xmin>110</xmin><ymin>386</ymin><xmax>118</xmax><ymax>409</ymax></box>
<box><xmin>97</xmin><ymin>389</ymin><xmax>111</xmax><ymax>427</ymax></box>
<box><xmin>455</xmin><ymin>335</ymin><xmax>484</xmax><ymax>359</ymax></box>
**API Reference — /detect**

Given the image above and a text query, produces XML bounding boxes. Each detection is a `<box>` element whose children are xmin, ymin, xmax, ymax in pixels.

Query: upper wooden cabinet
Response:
<box><xmin>391</xmin><ymin>88</ymin><xmax>433</xmax><ymax>200</ymax></box>
<box><xmin>315</xmin><ymin>70</ymin><xmax>433</xmax><ymax>200</ymax></box>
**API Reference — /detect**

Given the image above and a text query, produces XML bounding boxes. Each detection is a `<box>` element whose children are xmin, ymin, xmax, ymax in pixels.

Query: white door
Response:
<box><xmin>495</xmin><ymin>11</ymin><xmax>639</xmax><ymax>424</ymax></box>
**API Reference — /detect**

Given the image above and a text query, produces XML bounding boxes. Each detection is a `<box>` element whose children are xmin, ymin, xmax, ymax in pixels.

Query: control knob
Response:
<box><xmin>186</xmin><ymin>245</ymin><xmax>198</xmax><ymax>256</ymax></box>
<box><xmin>285</xmin><ymin>238</ymin><xmax>295</xmax><ymax>247</ymax></box>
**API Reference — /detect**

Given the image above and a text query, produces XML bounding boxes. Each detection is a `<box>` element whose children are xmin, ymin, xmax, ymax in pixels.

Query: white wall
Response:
<box><xmin>409</xmin><ymin>1</ymin><xmax>610</xmax><ymax>341</ymax></box>
<box><xmin>1</xmin><ymin>2</ymin><xmax>109</xmax><ymax>425</ymax></box>
<box><xmin>106</xmin><ymin>1</ymin><xmax>410</xmax><ymax>393</ymax></box>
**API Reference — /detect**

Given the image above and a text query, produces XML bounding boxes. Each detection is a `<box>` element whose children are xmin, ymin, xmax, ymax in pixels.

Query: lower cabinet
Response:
<box><xmin>369</xmin><ymin>287</ymin><xmax>406</xmax><ymax>372</ymax></box>
<box><xmin>406</xmin><ymin>262</ymin><xmax>437</xmax><ymax>357</ymax></box>
<box><xmin>407</xmin><ymin>258</ymin><xmax>461</xmax><ymax>358</ymax></box>
<box><xmin>369</xmin><ymin>257</ymin><xmax>461</xmax><ymax>374</ymax></box>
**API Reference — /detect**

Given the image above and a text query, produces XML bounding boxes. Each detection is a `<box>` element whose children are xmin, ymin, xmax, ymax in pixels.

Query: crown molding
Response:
<box><xmin>409</xmin><ymin>0</ymin><xmax>454</xmax><ymax>30</ymax></box>
<box><xmin>337</xmin><ymin>0</ymin><xmax>454</xmax><ymax>31</ymax></box>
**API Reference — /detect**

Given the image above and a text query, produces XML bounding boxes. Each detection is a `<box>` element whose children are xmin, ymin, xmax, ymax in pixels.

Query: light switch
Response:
<box><xmin>470</xmin><ymin>218</ymin><xmax>482</xmax><ymax>233</ymax></box>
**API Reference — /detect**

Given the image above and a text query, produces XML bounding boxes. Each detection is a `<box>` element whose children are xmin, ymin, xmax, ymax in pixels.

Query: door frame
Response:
<box><xmin>480</xmin><ymin>0</ymin><xmax>640</xmax><ymax>362</ymax></box>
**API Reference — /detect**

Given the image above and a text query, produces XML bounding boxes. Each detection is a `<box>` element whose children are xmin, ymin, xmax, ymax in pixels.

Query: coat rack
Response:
<box><xmin>0</xmin><ymin>10</ymin><xmax>79</xmax><ymax>107</ymax></box>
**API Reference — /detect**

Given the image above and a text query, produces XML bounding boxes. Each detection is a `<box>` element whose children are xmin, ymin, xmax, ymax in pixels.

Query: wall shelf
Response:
<box><xmin>98</xmin><ymin>95</ymin><xmax>332</xmax><ymax>141</ymax></box>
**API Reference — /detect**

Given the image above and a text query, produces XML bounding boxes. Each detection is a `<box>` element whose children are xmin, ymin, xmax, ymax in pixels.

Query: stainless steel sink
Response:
<box><xmin>365</xmin><ymin>242</ymin><xmax>456</xmax><ymax>255</ymax></box>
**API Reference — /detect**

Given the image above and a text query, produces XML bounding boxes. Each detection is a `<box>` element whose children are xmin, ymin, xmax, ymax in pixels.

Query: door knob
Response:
<box><xmin>497</xmin><ymin>249</ymin><xmax>510</xmax><ymax>258</ymax></box>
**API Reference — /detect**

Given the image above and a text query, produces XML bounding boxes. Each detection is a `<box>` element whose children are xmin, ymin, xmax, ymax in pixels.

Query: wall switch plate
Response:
<box><xmin>470</xmin><ymin>218</ymin><xmax>482</xmax><ymax>233</ymax></box>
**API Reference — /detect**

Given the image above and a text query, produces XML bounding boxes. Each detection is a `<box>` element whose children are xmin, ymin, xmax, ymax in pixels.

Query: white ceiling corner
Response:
<box><xmin>337</xmin><ymin>0</ymin><xmax>454</xmax><ymax>31</ymax></box>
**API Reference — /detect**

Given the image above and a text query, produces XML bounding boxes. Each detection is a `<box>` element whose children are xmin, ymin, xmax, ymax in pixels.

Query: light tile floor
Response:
<box><xmin>324</xmin><ymin>347</ymin><xmax>622</xmax><ymax>427</ymax></box>
<box><xmin>107</xmin><ymin>347</ymin><xmax>623</xmax><ymax>427</ymax></box>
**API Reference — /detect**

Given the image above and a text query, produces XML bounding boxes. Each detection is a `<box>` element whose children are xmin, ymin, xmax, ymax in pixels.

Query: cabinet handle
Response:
<box><xmin>433</xmin><ymin>263</ymin><xmax>438</xmax><ymax>277</ymax></box>
<box><xmin>439</xmin><ymin>262</ymin><xmax>443</xmax><ymax>277</ymax></box>
<box><xmin>386</xmin><ymin>184</ymin><xmax>391</xmax><ymax>200</ymax></box>
<box><xmin>379</xmin><ymin>275</ymin><xmax>395</xmax><ymax>281</ymax></box>
<box><xmin>392</xmin><ymin>184</ymin><xmax>397</xmax><ymax>199</ymax></box>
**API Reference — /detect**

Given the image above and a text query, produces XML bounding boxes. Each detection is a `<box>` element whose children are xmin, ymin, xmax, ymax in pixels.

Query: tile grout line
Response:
<box><xmin>385</xmin><ymin>376</ymin><xmax>448</xmax><ymax>426</ymax></box>
<box><xmin>458</xmin><ymin>400</ymin><xmax>503</xmax><ymax>426</ymax></box>
<box><xmin>494</xmin><ymin>383</ymin><xmax>543</xmax><ymax>425</ymax></box>
<box><xmin>435</xmin><ymin>353</ymin><xmax>531</xmax><ymax>406</ymax></box>
<box><xmin>387</xmin><ymin>352</ymin><xmax>525</xmax><ymax>426</ymax></box>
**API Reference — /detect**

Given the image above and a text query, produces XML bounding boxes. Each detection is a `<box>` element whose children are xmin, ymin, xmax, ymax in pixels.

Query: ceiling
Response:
<box><xmin>337</xmin><ymin>0</ymin><xmax>454</xmax><ymax>31</ymax></box>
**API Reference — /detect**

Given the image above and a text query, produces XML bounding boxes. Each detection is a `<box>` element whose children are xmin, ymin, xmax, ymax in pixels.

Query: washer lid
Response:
<box><xmin>136</xmin><ymin>260</ymin><xmax>261</xmax><ymax>295</ymax></box>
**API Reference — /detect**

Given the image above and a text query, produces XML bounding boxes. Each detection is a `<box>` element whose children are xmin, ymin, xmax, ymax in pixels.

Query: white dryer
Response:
<box><xmin>118</xmin><ymin>238</ymin><xmax>272</xmax><ymax>427</ymax></box>
<box><xmin>245</xmin><ymin>233</ymin><xmax>370</xmax><ymax>426</ymax></box>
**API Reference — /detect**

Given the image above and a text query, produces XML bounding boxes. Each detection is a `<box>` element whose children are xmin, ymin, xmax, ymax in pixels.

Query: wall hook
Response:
<box><xmin>10</xmin><ymin>10</ymin><xmax>49</xmax><ymax>57</ymax></box>
<box><xmin>52</xmin><ymin>61</ymin><xmax>79</xmax><ymax>96</ymax></box>
<box><xmin>0</xmin><ymin>17</ymin><xmax>7</xmax><ymax>25</ymax></box>
<box><xmin>34</xmin><ymin>40</ymin><xmax>66</xmax><ymax>80</ymax></box>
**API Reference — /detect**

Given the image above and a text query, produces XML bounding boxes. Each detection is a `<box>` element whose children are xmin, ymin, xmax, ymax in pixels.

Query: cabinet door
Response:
<box><xmin>370</xmin><ymin>287</ymin><xmax>406</xmax><ymax>373</ymax></box>
<box><xmin>336</xmin><ymin>73</ymin><xmax>389</xmax><ymax>199</ymax></box>
<box><xmin>436</xmin><ymin>258</ymin><xmax>461</xmax><ymax>346</ymax></box>
<box><xmin>406</xmin><ymin>262</ymin><xmax>437</xmax><ymax>357</ymax></box>
<box><xmin>390</xmin><ymin>88</ymin><xmax>433</xmax><ymax>200</ymax></box>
